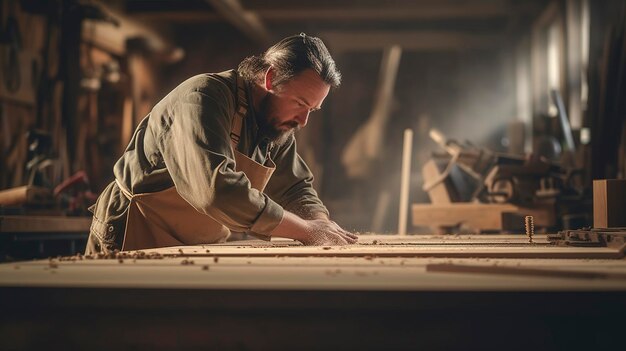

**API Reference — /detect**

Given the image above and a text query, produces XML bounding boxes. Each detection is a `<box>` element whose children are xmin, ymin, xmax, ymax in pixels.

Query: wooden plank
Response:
<box><xmin>321</xmin><ymin>31</ymin><xmax>501</xmax><ymax>52</ymax></box>
<box><xmin>427</xmin><ymin>263</ymin><xmax>626</xmax><ymax>280</ymax></box>
<box><xmin>205</xmin><ymin>0</ymin><xmax>271</xmax><ymax>47</ymax></box>
<box><xmin>138</xmin><ymin>241</ymin><xmax>626</xmax><ymax>260</ymax></box>
<box><xmin>2</xmin><ymin>235</ymin><xmax>626</xmax><ymax>292</ymax></box>
<box><xmin>594</xmin><ymin>179</ymin><xmax>626</xmax><ymax>228</ymax></box>
<box><xmin>0</xmin><ymin>215</ymin><xmax>92</xmax><ymax>233</ymax></box>
<box><xmin>412</xmin><ymin>203</ymin><xmax>518</xmax><ymax>231</ymax></box>
<box><xmin>249</xmin><ymin>1</ymin><xmax>542</xmax><ymax>21</ymax></box>
<box><xmin>81</xmin><ymin>2</ymin><xmax>178</xmax><ymax>57</ymax></box>
<box><xmin>412</xmin><ymin>203</ymin><xmax>555</xmax><ymax>231</ymax></box>
<box><xmin>212</xmin><ymin>235</ymin><xmax>551</xmax><ymax>246</ymax></box>
<box><xmin>0</xmin><ymin>186</ymin><xmax>52</xmax><ymax>206</ymax></box>
<box><xmin>132</xmin><ymin>3</ymin><xmax>542</xmax><ymax>22</ymax></box>
<box><xmin>3</xmin><ymin>253</ymin><xmax>626</xmax><ymax>291</ymax></box>
<box><xmin>254</xmin><ymin>5</ymin><xmax>511</xmax><ymax>21</ymax></box>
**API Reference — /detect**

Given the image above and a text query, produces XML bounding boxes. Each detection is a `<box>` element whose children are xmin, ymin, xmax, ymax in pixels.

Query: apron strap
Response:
<box><xmin>229</xmin><ymin>74</ymin><xmax>248</xmax><ymax>147</ymax></box>
<box><xmin>115</xmin><ymin>179</ymin><xmax>133</xmax><ymax>199</ymax></box>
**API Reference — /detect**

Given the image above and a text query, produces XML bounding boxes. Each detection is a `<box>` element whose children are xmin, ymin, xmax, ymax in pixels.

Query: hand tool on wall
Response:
<box><xmin>341</xmin><ymin>45</ymin><xmax>402</xmax><ymax>179</ymax></box>
<box><xmin>0</xmin><ymin>7</ymin><xmax>21</xmax><ymax>93</ymax></box>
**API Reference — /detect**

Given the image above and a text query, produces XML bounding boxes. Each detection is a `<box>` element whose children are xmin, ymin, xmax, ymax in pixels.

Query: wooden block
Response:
<box><xmin>0</xmin><ymin>215</ymin><xmax>91</xmax><ymax>233</ymax></box>
<box><xmin>412</xmin><ymin>203</ymin><xmax>518</xmax><ymax>231</ymax></box>
<box><xmin>421</xmin><ymin>159</ymin><xmax>452</xmax><ymax>204</ymax></box>
<box><xmin>0</xmin><ymin>186</ymin><xmax>52</xmax><ymax>206</ymax></box>
<box><xmin>594</xmin><ymin>179</ymin><xmax>626</xmax><ymax>228</ymax></box>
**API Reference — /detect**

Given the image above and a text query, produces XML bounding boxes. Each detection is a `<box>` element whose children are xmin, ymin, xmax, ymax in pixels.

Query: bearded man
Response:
<box><xmin>85</xmin><ymin>33</ymin><xmax>357</xmax><ymax>254</ymax></box>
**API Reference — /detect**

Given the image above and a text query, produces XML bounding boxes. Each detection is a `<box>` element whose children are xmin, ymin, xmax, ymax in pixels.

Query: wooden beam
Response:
<box><xmin>256</xmin><ymin>5</ymin><xmax>511</xmax><ymax>21</ymax></box>
<box><xmin>135</xmin><ymin>12</ymin><xmax>219</xmax><ymax>23</ymax></box>
<box><xmin>0</xmin><ymin>187</ymin><xmax>52</xmax><ymax>206</ymax></box>
<box><xmin>412</xmin><ymin>203</ymin><xmax>555</xmax><ymax>232</ymax></box>
<box><xmin>593</xmin><ymin>179</ymin><xmax>626</xmax><ymax>228</ymax></box>
<box><xmin>0</xmin><ymin>215</ymin><xmax>91</xmax><ymax>233</ymax></box>
<box><xmin>131</xmin><ymin>2</ymin><xmax>543</xmax><ymax>23</ymax></box>
<box><xmin>252</xmin><ymin>1</ymin><xmax>541</xmax><ymax>21</ymax></box>
<box><xmin>412</xmin><ymin>203</ymin><xmax>519</xmax><ymax>231</ymax></box>
<box><xmin>426</xmin><ymin>263</ymin><xmax>626</xmax><ymax>280</ymax></box>
<box><xmin>206</xmin><ymin>0</ymin><xmax>272</xmax><ymax>47</ymax></box>
<box><xmin>321</xmin><ymin>31</ymin><xmax>502</xmax><ymax>52</ymax></box>
<box><xmin>82</xmin><ymin>1</ymin><xmax>181</xmax><ymax>58</ymax></box>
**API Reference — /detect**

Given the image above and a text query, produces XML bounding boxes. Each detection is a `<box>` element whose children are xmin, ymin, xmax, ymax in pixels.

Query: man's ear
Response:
<box><xmin>264</xmin><ymin>67</ymin><xmax>274</xmax><ymax>91</ymax></box>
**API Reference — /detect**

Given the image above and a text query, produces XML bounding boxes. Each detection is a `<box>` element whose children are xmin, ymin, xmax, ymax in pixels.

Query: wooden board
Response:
<box><xmin>594</xmin><ymin>179</ymin><xmax>626</xmax><ymax>228</ymax></box>
<box><xmin>2</xmin><ymin>235</ymin><xmax>626</xmax><ymax>350</ymax></box>
<box><xmin>0</xmin><ymin>215</ymin><xmax>92</xmax><ymax>233</ymax></box>
<box><xmin>412</xmin><ymin>203</ymin><xmax>555</xmax><ymax>231</ymax></box>
<box><xmin>1</xmin><ymin>235</ymin><xmax>626</xmax><ymax>292</ymax></box>
<box><xmin>412</xmin><ymin>203</ymin><xmax>518</xmax><ymax>230</ymax></box>
<box><xmin>137</xmin><ymin>234</ymin><xmax>624</xmax><ymax>259</ymax></box>
<box><xmin>0</xmin><ymin>186</ymin><xmax>52</xmax><ymax>206</ymax></box>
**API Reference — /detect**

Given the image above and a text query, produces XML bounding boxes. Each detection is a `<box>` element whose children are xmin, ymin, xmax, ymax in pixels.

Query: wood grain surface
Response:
<box><xmin>2</xmin><ymin>234</ymin><xmax>626</xmax><ymax>291</ymax></box>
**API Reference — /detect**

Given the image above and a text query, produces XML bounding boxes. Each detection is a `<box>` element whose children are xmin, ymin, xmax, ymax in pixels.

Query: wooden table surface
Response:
<box><xmin>3</xmin><ymin>234</ymin><xmax>626</xmax><ymax>350</ymax></box>
<box><xmin>2</xmin><ymin>234</ymin><xmax>626</xmax><ymax>291</ymax></box>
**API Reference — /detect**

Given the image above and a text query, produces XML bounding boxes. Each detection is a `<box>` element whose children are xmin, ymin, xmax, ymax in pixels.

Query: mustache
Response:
<box><xmin>283</xmin><ymin>121</ymin><xmax>300</xmax><ymax>130</ymax></box>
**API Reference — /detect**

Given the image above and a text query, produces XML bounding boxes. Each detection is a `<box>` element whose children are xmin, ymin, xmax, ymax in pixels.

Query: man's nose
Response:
<box><xmin>295</xmin><ymin>110</ymin><xmax>309</xmax><ymax>127</ymax></box>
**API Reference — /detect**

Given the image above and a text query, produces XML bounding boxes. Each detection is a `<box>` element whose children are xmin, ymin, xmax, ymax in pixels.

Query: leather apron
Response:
<box><xmin>118</xmin><ymin>77</ymin><xmax>275</xmax><ymax>251</ymax></box>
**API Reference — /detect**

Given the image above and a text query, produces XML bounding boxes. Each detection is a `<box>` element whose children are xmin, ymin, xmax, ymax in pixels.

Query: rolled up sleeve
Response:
<box><xmin>265</xmin><ymin>136</ymin><xmax>329</xmax><ymax>220</ymax></box>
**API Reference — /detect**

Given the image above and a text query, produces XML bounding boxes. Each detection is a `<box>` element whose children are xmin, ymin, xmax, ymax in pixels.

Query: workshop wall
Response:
<box><xmin>2</xmin><ymin>0</ymin><xmax>625</xmax><ymax>233</ymax></box>
<box><xmin>156</xmin><ymin>44</ymin><xmax>515</xmax><ymax>232</ymax></box>
<box><xmin>323</xmin><ymin>47</ymin><xmax>515</xmax><ymax>232</ymax></box>
<box><xmin>0</xmin><ymin>0</ymin><xmax>172</xmax><ymax>216</ymax></box>
<box><xmin>0</xmin><ymin>0</ymin><xmax>45</xmax><ymax>189</ymax></box>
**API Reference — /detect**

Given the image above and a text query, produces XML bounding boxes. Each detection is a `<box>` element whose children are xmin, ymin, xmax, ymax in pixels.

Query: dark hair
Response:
<box><xmin>238</xmin><ymin>33</ymin><xmax>341</xmax><ymax>88</ymax></box>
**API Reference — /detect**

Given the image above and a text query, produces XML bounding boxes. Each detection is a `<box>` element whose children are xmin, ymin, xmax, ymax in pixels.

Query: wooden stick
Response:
<box><xmin>426</xmin><ymin>263</ymin><xmax>626</xmax><ymax>280</ymax></box>
<box><xmin>398</xmin><ymin>129</ymin><xmax>413</xmax><ymax>235</ymax></box>
<box><xmin>593</xmin><ymin>179</ymin><xmax>626</xmax><ymax>228</ymax></box>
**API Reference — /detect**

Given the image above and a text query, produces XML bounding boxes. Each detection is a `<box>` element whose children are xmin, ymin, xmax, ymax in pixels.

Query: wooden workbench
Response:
<box><xmin>1</xmin><ymin>234</ymin><xmax>625</xmax><ymax>350</ymax></box>
<box><xmin>0</xmin><ymin>215</ymin><xmax>91</xmax><ymax>259</ymax></box>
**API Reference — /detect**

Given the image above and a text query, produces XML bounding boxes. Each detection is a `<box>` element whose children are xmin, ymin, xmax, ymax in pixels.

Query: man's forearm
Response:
<box><xmin>270</xmin><ymin>210</ymin><xmax>309</xmax><ymax>241</ymax></box>
<box><xmin>285</xmin><ymin>204</ymin><xmax>329</xmax><ymax>221</ymax></box>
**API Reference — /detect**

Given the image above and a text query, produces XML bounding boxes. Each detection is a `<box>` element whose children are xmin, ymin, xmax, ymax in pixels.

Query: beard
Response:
<box><xmin>256</xmin><ymin>94</ymin><xmax>300</xmax><ymax>147</ymax></box>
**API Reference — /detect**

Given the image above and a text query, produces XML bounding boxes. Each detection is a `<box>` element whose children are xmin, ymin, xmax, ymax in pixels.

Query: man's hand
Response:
<box><xmin>271</xmin><ymin>211</ymin><xmax>358</xmax><ymax>246</ymax></box>
<box><xmin>300</xmin><ymin>218</ymin><xmax>358</xmax><ymax>245</ymax></box>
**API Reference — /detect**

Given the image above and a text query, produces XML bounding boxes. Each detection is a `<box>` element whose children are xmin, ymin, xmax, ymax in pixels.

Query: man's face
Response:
<box><xmin>257</xmin><ymin>68</ymin><xmax>331</xmax><ymax>145</ymax></box>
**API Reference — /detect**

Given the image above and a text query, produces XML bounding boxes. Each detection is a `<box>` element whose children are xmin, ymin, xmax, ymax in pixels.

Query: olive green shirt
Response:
<box><xmin>87</xmin><ymin>70</ymin><xmax>327</xmax><ymax>252</ymax></box>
